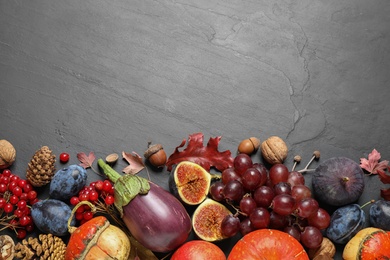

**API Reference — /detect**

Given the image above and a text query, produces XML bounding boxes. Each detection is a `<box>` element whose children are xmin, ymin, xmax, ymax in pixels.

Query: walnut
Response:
<box><xmin>0</xmin><ymin>140</ymin><xmax>16</xmax><ymax>170</ymax></box>
<box><xmin>0</xmin><ymin>235</ymin><xmax>15</xmax><ymax>260</ymax></box>
<box><xmin>260</xmin><ymin>136</ymin><xmax>288</xmax><ymax>165</ymax></box>
<box><xmin>308</xmin><ymin>237</ymin><xmax>336</xmax><ymax>260</ymax></box>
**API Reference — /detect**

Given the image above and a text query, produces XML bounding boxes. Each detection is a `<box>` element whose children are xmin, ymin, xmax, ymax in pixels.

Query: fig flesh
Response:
<box><xmin>369</xmin><ymin>199</ymin><xmax>390</xmax><ymax>230</ymax></box>
<box><xmin>326</xmin><ymin>204</ymin><xmax>366</xmax><ymax>244</ymax></box>
<box><xmin>312</xmin><ymin>157</ymin><xmax>364</xmax><ymax>206</ymax></box>
<box><xmin>169</xmin><ymin>161</ymin><xmax>211</xmax><ymax>206</ymax></box>
<box><xmin>192</xmin><ymin>198</ymin><xmax>232</xmax><ymax>242</ymax></box>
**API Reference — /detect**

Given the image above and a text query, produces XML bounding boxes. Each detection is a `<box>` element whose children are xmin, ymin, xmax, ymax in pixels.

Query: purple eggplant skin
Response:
<box><xmin>122</xmin><ymin>181</ymin><xmax>192</xmax><ymax>253</ymax></box>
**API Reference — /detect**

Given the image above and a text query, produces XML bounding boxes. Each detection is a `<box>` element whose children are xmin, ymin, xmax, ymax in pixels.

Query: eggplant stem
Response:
<box><xmin>98</xmin><ymin>158</ymin><xmax>121</xmax><ymax>183</ymax></box>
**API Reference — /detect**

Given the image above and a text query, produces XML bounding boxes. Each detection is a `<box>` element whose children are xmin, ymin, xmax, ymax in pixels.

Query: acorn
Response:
<box><xmin>238</xmin><ymin>137</ymin><xmax>261</xmax><ymax>155</ymax></box>
<box><xmin>144</xmin><ymin>143</ymin><xmax>167</xmax><ymax>168</ymax></box>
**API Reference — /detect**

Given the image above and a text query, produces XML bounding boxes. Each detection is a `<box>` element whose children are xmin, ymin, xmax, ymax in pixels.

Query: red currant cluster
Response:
<box><xmin>70</xmin><ymin>179</ymin><xmax>115</xmax><ymax>225</ymax></box>
<box><xmin>0</xmin><ymin>169</ymin><xmax>38</xmax><ymax>239</ymax></box>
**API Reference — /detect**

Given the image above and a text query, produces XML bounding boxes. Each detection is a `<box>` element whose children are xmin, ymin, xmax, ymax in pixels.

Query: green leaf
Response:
<box><xmin>113</xmin><ymin>175</ymin><xmax>150</xmax><ymax>217</ymax></box>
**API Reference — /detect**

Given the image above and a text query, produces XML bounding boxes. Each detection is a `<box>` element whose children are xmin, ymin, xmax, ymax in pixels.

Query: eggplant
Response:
<box><xmin>98</xmin><ymin>159</ymin><xmax>192</xmax><ymax>253</ymax></box>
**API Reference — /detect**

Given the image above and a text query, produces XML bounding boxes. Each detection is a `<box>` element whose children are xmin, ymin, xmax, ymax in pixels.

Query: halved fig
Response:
<box><xmin>169</xmin><ymin>161</ymin><xmax>211</xmax><ymax>206</ymax></box>
<box><xmin>312</xmin><ymin>157</ymin><xmax>365</xmax><ymax>206</ymax></box>
<box><xmin>192</xmin><ymin>198</ymin><xmax>232</xmax><ymax>242</ymax></box>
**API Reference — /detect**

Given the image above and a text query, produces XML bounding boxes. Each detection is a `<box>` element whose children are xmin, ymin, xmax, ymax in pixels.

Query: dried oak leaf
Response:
<box><xmin>77</xmin><ymin>152</ymin><xmax>96</xmax><ymax>169</ymax></box>
<box><xmin>122</xmin><ymin>151</ymin><xmax>145</xmax><ymax>175</ymax></box>
<box><xmin>360</xmin><ymin>149</ymin><xmax>389</xmax><ymax>175</ymax></box>
<box><xmin>165</xmin><ymin>132</ymin><xmax>234</xmax><ymax>172</ymax></box>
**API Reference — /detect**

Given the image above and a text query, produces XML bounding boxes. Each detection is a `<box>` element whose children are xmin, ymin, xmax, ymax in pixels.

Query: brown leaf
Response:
<box><xmin>77</xmin><ymin>152</ymin><xmax>96</xmax><ymax>169</ymax></box>
<box><xmin>122</xmin><ymin>151</ymin><xmax>145</xmax><ymax>175</ymax></box>
<box><xmin>165</xmin><ymin>132</ymin><xmax>234</xmax><ymax>172</ymax></box>
<box><xmin>360</xmin><ymin>149</ymin><xmax>389</xmax><ymax>174</ymax></box>
<box><xmin>380</xmin><ymin>187</ymin><xmax>390</xmax><ymax>201</ymax></box>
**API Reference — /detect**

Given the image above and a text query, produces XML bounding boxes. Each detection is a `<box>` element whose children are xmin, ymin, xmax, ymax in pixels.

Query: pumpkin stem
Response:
<box><xmin>68</xmin><ymin>201</ymin><xmax>96</xmax><ymax>234</ymax></box>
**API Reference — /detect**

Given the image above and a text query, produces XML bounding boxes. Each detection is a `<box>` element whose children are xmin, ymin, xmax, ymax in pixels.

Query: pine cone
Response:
<box><xmin>14</xmin><ymin>234</ymin><xmax>66</xmax><ymax>260</ymax></box>
<box><xmin>26</xmin><ymin>146</ymin><xmax>56</xmax><ymax>187</ymax></box>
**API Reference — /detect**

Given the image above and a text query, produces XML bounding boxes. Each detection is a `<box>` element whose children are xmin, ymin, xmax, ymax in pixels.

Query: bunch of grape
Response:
<box><xmin>69</xmin><ymin>179</ymin><xmax>115</xmax><ymax>225</ymax></box>
<box><xmin>0</xmin><ymin>169</ymin><xmax>38</xmax><ymax>239</ymax></box>
<box><xmin>209</xmin><ymin>154</ymin><xmax>330</xmax><ymax>249</ymax></box>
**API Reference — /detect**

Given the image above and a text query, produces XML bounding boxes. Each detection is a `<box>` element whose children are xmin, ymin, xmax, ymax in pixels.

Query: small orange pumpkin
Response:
<box><xmin>65</xmin><ymin>202</ymin><xmax>131</xmax><ymax>260</ymax></box>
<box><xmin>342</xmin><ymin>227</ymin><xmax>390</xmax><ymax>260</ymax></box>
<box><xmin>228</xmin><ymin>229</ymin><xmax>309</xmax><ymax>260</ymax></box>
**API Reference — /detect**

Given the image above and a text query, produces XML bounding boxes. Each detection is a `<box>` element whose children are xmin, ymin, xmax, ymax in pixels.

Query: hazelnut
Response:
<box><xmin>144</xmin><ymin>144</ymin><xmax>167</xmax><ymax>168</ymax></box>
<box><xmin>238</xmin><ymin>137</ymin><xmax>261</xmax><ymax>155</ymax></box>
<box><xmin>308</xmin><ymin>237</ymin><xmax>336</xmax><ymax>260</ymax></box>
<box><xmin>0</xmin><ymin>140</ymin><xmax>16</xmax><ymax>169</ymax></box>
<box><xmin>260</xmin><ymin>136</ymin><xmax>288</xmax><ymax>165</ymax></box>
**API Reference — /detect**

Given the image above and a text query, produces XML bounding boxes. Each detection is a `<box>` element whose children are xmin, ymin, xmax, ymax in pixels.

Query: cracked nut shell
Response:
<box><xmin>261</xmin><ymin>136</ymin><xmax>288</xmax><ymax>165</ymax></box>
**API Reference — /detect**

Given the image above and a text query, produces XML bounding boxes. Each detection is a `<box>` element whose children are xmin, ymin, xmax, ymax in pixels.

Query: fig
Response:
<box><xmin>312</xmin><ymin>157</ymin><xmax>365</xmax><ymax>206</ymax></box>
<box><xmin>169</xmin><ymin>161</ymin><xmax>211</xmax><ymax>206</ymax></box>
<box><xmin>326</xmin><ymin>204</ymin><xmax>366</xmax><ymax>244</ymax></box>
<box><xmin>369</xmin><ymin>199</ymin><xmax>390</xmax><ymax>230</ymax></box>
<box><xmin>192</xmin><ymin>198</ymin><xmax>232</xmax><ymax>242</ymax></box>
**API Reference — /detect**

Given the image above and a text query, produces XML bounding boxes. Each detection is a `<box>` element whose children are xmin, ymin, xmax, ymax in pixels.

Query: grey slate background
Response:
<box><xmin>1</xmin><ymin>0</ymin><xmax>390</xmax><ymax>258</ymax></box>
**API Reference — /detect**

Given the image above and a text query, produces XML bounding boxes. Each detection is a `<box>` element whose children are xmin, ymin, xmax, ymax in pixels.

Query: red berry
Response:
<box><xmin>75</xmin><ymin>212</ymin><xmax>84</xmax><ymax>221</ymax></box>
<box><xmin>76</xmin><ymin>205</ymin><xmax>86</xmax><ymax>213</ymax></box>
<box><xmin>27</xmin><ymin>190</ymin><xmax>37</xmax><ymax>201</ymax></box>
<box><xmin>8</xmin><ymin>181</ymin><xmax>18</xmax><ymax>191</ymax></box>
<box><xmin>10</xmin><ymin>175</ymin><xmax>19</xmax><ymax>182</ymax></box>
<box><xmin>12</xmin><ymin>186</ymin><xmax>23</xmax><ymax>197</ymax></box>
<box><xmin>70</xmin><ymin>196</ymin><xmax>80</xmax><ymax>206</ymax></box>
<box><xmin>0</xmin><ymin>176</ymin><xmax>9</xmax><ymax>184</ymax></box>
<box><xmin>102</xmin><ymin>180</ymin><xmax>113</xmax><ymax>192</ymax></box>
<box><xmin>94</xmin><ymin>180</ymin><xmax>104</xmax><ymax>191</ymax></box>
<box><xmin>0</xmin><ymin>183</ymin><xmax>7</xmax><ymax>193</ymax></box>
<box><xmin>2</xmin><ymin>169</ymin><xmax>11</xmax><ymax>176</ymax></box>
<box><xmin>59</xmin><ymin>152</ymin><xmax>70</xmax><ymax>163</ymax></box>
<box><xmin>105</xmin><ymin>195</ymin><xmax>115</xmax><ymax>205</ymax></box>
<box><xmin>0</xmin><ymin>198</ymin><xmax>6</xmax><ymax>208</ymax></box>
<box><xmin>83</xmin><ymin>211</ymin><xmax>94</xmax><ymax>221</ymax></box>
<box><xmin>29</xmin><ymin>198</ymin><xmax>39</xmax><ymax>205</ymax></box>
<box><xmin>79</xmin><ymin>193</ymin><xmax>89</xmax><ymax>201</ymax></box>
<box><xmin>17</xmin><ymin>179</ymin><xmax>27</xmax><ymax>189</ymax></box>
<box><xmin>19</xmin><ymin>216</ymin><xmax>32</xmax><ymax>226</ymax></box>
<box><xmin>17</xmin><ymin>229</ymin><xmax>27</xmax><ymax>239</ymax></box>
<box><xmin>3</xmin><ymin>203</ymin><xmax>13</xmax><ymax>213</ymax></box>
<box><xmin>14</xmin><ymin>208</ymin><xmax>24</xmax><ymax>218</ymax></box>
<box><xmin>20</xmin><ymin>193</ymin><xmax>28</xmax><ymax>201</ymax></box>
<box><xmin>17</xmin><ymin>200</ymin><xmax>27</xmax><ymax>209</ymax></box>
<box><xmin>9</xmin><ymin>195</ymin><xmax>19</xmax><ymax>205</ymax></box>
<box><xmin>89</xmin><ymin>191</ymin><xmax>99</xmax><ymax>202</ymax></box>
<box><xmin>25</xmin><ymin>224</ymin><xmax>34</xmax><ymax>232</ymax></box>
<box><xmin>23</xmin><ymin>183</ymin><xmax>33</xmax><ymax>193</ymax></box>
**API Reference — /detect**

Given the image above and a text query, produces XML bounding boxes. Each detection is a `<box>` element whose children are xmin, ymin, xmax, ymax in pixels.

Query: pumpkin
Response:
<box><xmin>228</xmin><ymin>229</ymin><xmax>309</xmax><ymax>260</ymax></box>
<box><xmin>65</xmin><ymin>202</ymin><xmax>131</xmax><ymax>260</ymax></box>
<box><xmin>342</xmin><ymin>227</ymin><xmax>390</xmax><ymax>260</ymax></box>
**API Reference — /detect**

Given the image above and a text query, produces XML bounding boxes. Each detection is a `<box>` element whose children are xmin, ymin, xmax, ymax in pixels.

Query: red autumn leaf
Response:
<box><xmin>380</xmin><ymin>188</ymin><xmax>390</xmax><ymax>201</ymax></box>
<box><xmin>360</xmin><ymin>149</ymin><xmax>389</xmax><ymax>174</ymax></box>
<box><xmin>77</xmin><ymin>152</ymin><xmax>96</xmax><ymax>169</ymax></box>
<box><xmin>122</xmin><ymin>151</ymin><xmax>145</xmax><ymax>175</ymax></box>
<box><xmin>378</xmin><ymin>167</ymin><xmax>390</xmax><ymax>184</ymax></box>
<box><xmin>165</xmin><ymin>132</ymin><xmax>234</xmax><ymax>172</ymax></box>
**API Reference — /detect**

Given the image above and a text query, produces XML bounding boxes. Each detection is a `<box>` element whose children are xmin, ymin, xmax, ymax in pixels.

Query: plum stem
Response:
<box><xmin>360</xmin><ymin>200</ymin><xmax>375</xmax><ymax>209</ymax></box>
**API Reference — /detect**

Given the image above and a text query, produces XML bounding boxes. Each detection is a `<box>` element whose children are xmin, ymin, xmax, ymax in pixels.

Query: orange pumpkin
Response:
<box><xmin>65</xmin><ymin>202</ymin><xmax>131</xmax><ymax>260</ymax></box>
<box><xmin>342</xmin><ymin>227</ymin><xmax>390</xmax><ymax>260</ymax></box>
<box><xmin>228</xmin><ymin>229</ymin><xmax>309</xmax><ymax>260</ymax></box>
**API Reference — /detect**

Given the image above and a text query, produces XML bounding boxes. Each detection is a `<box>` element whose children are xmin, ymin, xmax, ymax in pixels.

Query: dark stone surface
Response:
<box><xmin>1</xmin><ymin>0</ymin><xmax>389</xmax><ymax>259</ymax></box>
